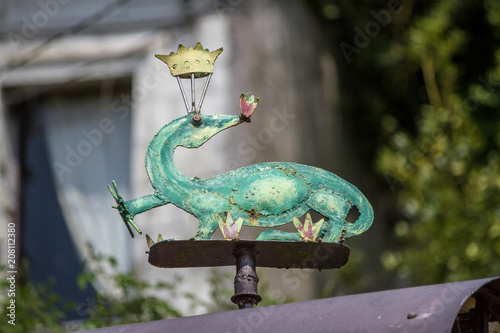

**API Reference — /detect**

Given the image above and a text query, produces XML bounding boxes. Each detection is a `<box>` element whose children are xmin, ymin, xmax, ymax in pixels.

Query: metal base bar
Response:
<box><xmin>148</xmin><ymin>239</ymin><xmax>350</xmax><ymax>269</ymax></box>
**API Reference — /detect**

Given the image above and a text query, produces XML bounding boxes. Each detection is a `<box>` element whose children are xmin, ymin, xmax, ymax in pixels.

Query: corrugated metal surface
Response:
<box><xmin>78</xmin><ymin>276</ymin><xmax>500</xmax><ymax>333</ymax></box>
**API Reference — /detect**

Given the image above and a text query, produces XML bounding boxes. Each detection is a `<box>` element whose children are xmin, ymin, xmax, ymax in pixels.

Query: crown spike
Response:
<box><xmin>194</xmin><ymin>42</ymin><xmax>203</xmax><ymax>50</ymax></box>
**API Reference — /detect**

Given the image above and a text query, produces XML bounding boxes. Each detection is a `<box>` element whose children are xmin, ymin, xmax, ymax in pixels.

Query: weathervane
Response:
<box><xmin>108</xmin><ymin>42</ymin><xmax>374</xmax><ymax>309</ymax></box>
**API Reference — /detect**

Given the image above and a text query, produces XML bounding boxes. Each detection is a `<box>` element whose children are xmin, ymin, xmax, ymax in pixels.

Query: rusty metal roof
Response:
<box><xmin>78</xmin><ymin>276</ymin><xmax>500</xmax><ymax>333</ymax></box>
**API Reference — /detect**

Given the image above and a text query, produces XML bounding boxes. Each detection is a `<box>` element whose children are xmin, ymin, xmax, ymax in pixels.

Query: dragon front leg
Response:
<box><xmin>108</xmin><ymin>180</ymin><xmax>168</xmax><ymax>238</ymax></box>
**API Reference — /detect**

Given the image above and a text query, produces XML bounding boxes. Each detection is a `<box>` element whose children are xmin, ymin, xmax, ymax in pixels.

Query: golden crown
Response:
<box><xmin>155</xmin><ymin>42</ymin><xmax>223</xmax><ymax>79</ymax></box>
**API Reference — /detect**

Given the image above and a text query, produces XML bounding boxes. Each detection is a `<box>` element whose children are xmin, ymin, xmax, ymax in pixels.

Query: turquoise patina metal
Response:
<box><xmin>109</xmin><ymin>107</ymin><xmax>373</xmax><ymax>243</ymax></box>
<box><xmin>108</xmin><ymin>43</ymin><xmax>373</xmax><ymax>244</ymax></box>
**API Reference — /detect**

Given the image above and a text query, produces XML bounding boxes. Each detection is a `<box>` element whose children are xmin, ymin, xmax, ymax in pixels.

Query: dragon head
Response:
<box><xmin>172</xmin><ymin>93</ymin><xmax>259</xmax><ymax>149</ymax></box>
<box><xmin>179</xmin><ymin>113</ymin><xmax>243</xmax><ymax>148</ymax></box>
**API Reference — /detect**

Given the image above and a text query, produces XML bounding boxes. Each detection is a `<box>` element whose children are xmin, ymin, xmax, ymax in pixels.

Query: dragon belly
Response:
<box><xmin>232</xmin><ymin>168</ymin><xmax>308</xmax><ymax>216</ymax></box>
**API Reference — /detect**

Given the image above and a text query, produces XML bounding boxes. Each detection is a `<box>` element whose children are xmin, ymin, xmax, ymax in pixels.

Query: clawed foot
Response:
<box><xmin>108</xmin><ymin>180</ymin><xmax>142</xmax><ymax>238</ymax></box>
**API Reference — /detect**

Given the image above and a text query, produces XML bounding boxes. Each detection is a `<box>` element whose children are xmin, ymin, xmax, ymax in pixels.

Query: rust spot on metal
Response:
<box><xmin>249</xmin><ymin>209</ymin><xmax>261</xmax><ymax>219</ymax></box>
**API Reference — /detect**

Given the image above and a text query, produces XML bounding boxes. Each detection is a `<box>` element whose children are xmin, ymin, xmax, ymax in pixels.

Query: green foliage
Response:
<box><xmin>74</xmin><ymin>248</ymin><xmax>183</xmax><ymax>331</ymax></box>
<box><xmin>308</xmin><ymin>0</ymin><xmax>500</xmax><ymax>286</ymax></box>
<box><xmin>1</xmin><ymin>248</ymin><xmax>294</xmax><ymax>332</ymax></box>
<box><xmin>0</xmin><ymin>261</ymin><xmax>69</xmax><ymax>333</ymax></box>
<box><xmin>198</xmin><ymin>268</ymin><xmax>237</xmax><ymax>313</ymax></box>
<box><xmin>376</xmin><ymin>0</ymin><xmax>500</xmax><ymax>284</ymax></box>
<box><xmin>0</xmin><ymin>250</ymin><xmax>185</xmax><ymax>332</ymax></box>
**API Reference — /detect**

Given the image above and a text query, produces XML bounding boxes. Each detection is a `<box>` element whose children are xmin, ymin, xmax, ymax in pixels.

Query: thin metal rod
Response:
<box><xmin>197</xmin><ymin>73</ymin><xmax>212</xmax><ymax>113</ymax></box>
<box><xmin>176</xmin><ymin>77</ymin><xmax>190</xmax><ymax>114</ymax></box>
<box><xmin>191</xmin><ymin>73</ymin><xmax>196</xmax><ymax>113</ymax></box>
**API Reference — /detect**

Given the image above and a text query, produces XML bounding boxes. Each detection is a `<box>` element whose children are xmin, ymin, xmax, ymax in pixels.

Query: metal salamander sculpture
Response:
<box><xmin>108</xmin><ymin>43</ymin><xmax>373</xmax><ymax>243</ymax></box>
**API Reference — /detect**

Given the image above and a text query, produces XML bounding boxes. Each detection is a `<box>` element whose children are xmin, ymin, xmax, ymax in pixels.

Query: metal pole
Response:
<box><xmin>191</xmin><ymin>73</ymin><xmax>196</xmax><ymax>113</ymax></box>
<box><xmin>231</xmin><ymin>246</ymin><xmax>261</xmax><ymax>309</ymax></box>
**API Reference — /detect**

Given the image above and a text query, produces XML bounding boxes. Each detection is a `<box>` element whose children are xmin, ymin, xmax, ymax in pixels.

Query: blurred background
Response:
<box><xmin>1</xmin><ymin>0</ymin><xmax>500</xmax><ymax>331</ymax></box>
